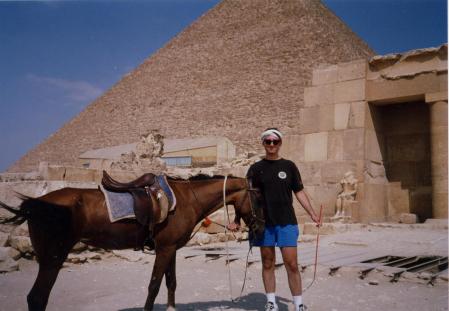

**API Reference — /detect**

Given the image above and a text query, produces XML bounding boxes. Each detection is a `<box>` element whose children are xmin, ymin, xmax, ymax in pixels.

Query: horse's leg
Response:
<box><xmin>165</xmin><ymin>252</ymin><xmax>177</xmax><ymax>310</ymax></box>
<box><xmin>143</xmin><ymin>246</ymin><xmax>176</xmax><ymax>311</ymax></box>
<box><xmin>27</xmin><ymin>260</ymin><xmax>66</xmax><ymax>311</ymax></box>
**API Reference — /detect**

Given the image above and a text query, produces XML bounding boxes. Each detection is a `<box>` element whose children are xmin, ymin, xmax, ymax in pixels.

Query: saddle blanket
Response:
<box><xmin>101</xmin><ymin>175</ymin><xmax>176</xmax><ymax>223</ymax></box>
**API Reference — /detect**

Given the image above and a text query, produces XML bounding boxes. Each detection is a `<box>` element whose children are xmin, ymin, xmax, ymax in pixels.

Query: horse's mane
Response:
<box><xmin>167</xmin><ymin>174</ymin><xmax>242</xmax><ymax>181</ymax></box>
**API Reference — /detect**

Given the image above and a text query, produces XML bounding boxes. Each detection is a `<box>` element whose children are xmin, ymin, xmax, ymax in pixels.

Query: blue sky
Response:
<box><xmin>0</xmin><ymin>0</ymin><xmax>447</xmax><ymax>172</ymax></box>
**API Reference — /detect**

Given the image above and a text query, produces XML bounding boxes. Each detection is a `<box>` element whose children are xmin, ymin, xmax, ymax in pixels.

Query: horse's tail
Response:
<box><xmin>0</xmin><ymin>194</ymin><xmax>71</xmax><ymax>228</ymax></box>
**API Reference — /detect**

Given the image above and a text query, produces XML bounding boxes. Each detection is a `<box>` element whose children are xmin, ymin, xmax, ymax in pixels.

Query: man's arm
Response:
<box><xmin>294</xmin><ymin>190</ymin><xmax>320</xmax><ymax>224</ymax></box>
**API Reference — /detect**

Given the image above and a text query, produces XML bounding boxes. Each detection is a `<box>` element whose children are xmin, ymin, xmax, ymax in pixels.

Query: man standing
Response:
<box><xmin>230</xmin><ymin>128</ymin><xmax>320</xmax><ymax>311</ymax></box>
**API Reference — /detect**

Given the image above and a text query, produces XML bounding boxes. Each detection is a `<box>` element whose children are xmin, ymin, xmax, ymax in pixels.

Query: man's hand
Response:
<box><xmin>311</xmin><ymin>214</ymin><xmax>321</xmax><ymax>227</ymax></box>
<box><xmin>226</xmin><ymin>222</ymin><xmax>240</xmax><ymax>232</ymax></box>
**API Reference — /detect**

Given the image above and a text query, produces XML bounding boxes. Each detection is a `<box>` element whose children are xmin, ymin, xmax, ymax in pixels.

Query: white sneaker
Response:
<box><xmin>264</xmin><ymin>301</ymin><xmax>279</xmax><ymax>311</ymax></box>
<box><xmin>297</xmin><ymin>304</ymin><xmax>308</xmax><ymax>311</ymax></box>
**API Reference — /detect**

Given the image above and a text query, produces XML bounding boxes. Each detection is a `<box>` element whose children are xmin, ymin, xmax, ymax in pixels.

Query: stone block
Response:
<box><xmin>312</xmin><ymin>65</ymin><xmax>338</xmax><ymax>86</ymax></box>
<box><xmin>0</xmin><ymin>232</ymin><xmax>8</xmax><ymax>247</ymax></box>
<box><xmin>281</xmin><ymin>135</ymin><xmax>305</xmax><ymax>163</ymax></box>
<box><xmin>366</xmin><ymin>72</ymin><xmax>440</xmax><ymax>103</ymax></box>
<box><xmin>399</xmin><ymin>213</ymin><xmax>417</xmax><ymax>224</ymax></box>
<box><xmin>321</xmin><ymin>161</ymin><xmax>359</xmax><ymax>184</ymax></box>
<box><xmin>327</xmin><ymin>131</ymin><xmax>344</xmax><ymax>161</ymax></box>
<box><xmin>304</xmin><ymin>133</ymin><xmax>328</xmax><ymax>162</ymax></box>
<box><xmin>319</xmin><ymin>104</ymin><xmax>334</xmax><ymax>132</ymax></box>
<box><xmin>298</xmin><ymin>163</ymin><xmax>321</xmax><ymax>185</ymax></box>
<box><xmin>359</xmin><ymin>183</ymin><xmax>386</xmax><ymax>223</ymax></box>
<box><xmin>334</xmin><ymin>79</ymin><xmax>365</xmax><ymax>103</ymax></box>
<box><xmin>303</xmin><ymin>84</ymin><xmax>334</xmax><ymax>107</ymax></box>
<box><xmin>9</xmin><ymin>236</ymin><xmax>33</xmax><ymax>255</ymax></box>
<box><xmin>425</xmin><ymin>91</ymin><xmax>448</xmax><ymax>103</ymax></box>
<box><xmin>343</xmin><ymin>129</ymin><xmax>364</xmax><ymax>160</ymax></box>
<box><xmin>433</xmin><ymin>193</ymin><xmax>448</xmax><ymax>218</ymax></box>
<box><xmin>45</xmin><ymin>166</ymin><xmax>66</xmax><ymax>181</ymax></box>
<box><xmin>386</xmin><ymin>182</ymin><xmax>410</xmax><ymax>221</ymax></box>
<box><xmin>349</xmin><ymin>101</ymin><xmax>366</xmax><ymax>128</ymax></box>
<box><xmin>334</xmin><ymin>103</ymin><xmax>351</xmax><ymax>130</ymax></box>
<box><xmin>337</xmin><ymin>60</ymin><xmax>366</xmax><ymax>82</ymax></box>
<box><xmin>364</xmin><ymin>161</ymin><xmax>387</xmax><ymax>184</ymax></box>
<box><xmin>299</xmin><ymin>107</ymin><xmax>320</xmax><ymax>133</ymax></box>
<box><xmin>64</xmin><ymin>167</ymin><xmax>97</xmax><ymax>182</ymax></box>
<box><xmin>430</xmin><ymin>101</ymin><xmax>448</xmax><ymax>127</ymax></box>
<box><xmin>365</xmin><ymin>129</ymin><xmax>384</xmax><ymax>162</ymax></box>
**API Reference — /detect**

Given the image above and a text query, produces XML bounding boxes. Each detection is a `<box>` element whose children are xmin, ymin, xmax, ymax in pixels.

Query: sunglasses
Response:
<box><xmin>263</xmin><ymin>139</ymin><xmax>281</xmax><ymax>146</ymax></box>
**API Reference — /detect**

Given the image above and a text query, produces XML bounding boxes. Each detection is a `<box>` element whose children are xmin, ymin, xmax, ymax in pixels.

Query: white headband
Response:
<box><xmin>260</xmin><ymin>129</ymin><xmax>283</xmax><ymax>141</ymax></box>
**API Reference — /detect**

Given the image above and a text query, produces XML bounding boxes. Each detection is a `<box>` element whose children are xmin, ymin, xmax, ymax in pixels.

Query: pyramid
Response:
<box><xmin>10</xmin><ymin>0</ymin><xmax>373</xmax><ymax>172</ymax></box>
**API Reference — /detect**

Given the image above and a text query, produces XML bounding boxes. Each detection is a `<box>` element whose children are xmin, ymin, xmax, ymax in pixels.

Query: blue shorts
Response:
<box><xmin>250</xmin><ymin>224</ymin><xmax>299</xmax><ymax>247</ymax></box>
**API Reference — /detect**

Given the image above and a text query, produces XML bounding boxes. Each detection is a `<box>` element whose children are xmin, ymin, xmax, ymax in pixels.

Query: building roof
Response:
<box><xmin>79</xmin><ymin>136</ymin><xmax>230</xmax><ymax>160</ymax></box>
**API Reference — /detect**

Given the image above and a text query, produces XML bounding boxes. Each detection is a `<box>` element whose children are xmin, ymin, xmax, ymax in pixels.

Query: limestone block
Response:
<box><xmin>386</xmin><ymin>182</ymin><xmax>410</xmax><ymax>221</ymax></box>
<box><xmin>304</xmin><ymin>133</ymin><xmax>328</xmax><ymax>162</ymax></box>
<box><xmin>281</xmin><ymin>135</ymin><xmax>305</xmax><ymax>163</ymax></box>
<box><xmin>299</xmin><ymin>107</ymin><xmax>320</xmax><ymax>133</ymax></box>
<box><xmin>425</xmin><ymin>91</ymin><xmax>448</xmax><ymax>103</ymax></box>
<box><xmin>9</xmin><ymin>236</ymin><xmax>33</xmax><ymax>255</ymax></box>
<box><xmin>318</xmin><ymin>105</ymin><xmax>334</xmax><ymax>132</ymax></box>
<box><xmin>349</xmin><ymin>101</ymin><xmax>366</xmax><ymax>128</ymax></box>
<box><xmin>63</xmin><ymin>167</ymin><xmax>96</xmax><ymax>182</ymax></box>
<box><xmin>11</xmin><ymin>221</ymin><xmax>29</xmax><ymax>237</ymax></box>
<box><xmin>310</xmin><ymin>185</ymin><xmax>338</xmax><ymax>217</ymax></box>
<box><xmin>45</xmin><ymin>166</ymin><xmax>66</xmax><ymax>181</ymax></box>
<box><xmin>298</xmin><ymin>163</ymin><xmax>321</xmax><ymax>185</ymax></box>
<box><xmin>439</xmin><ymin>72</ymin><xmax>447</xmax><ymax>91</ymax></box>
<box><xmin>365</xmin><ymin>129</ymin><xmax>383</xmax><ymax>162</ymax></box>
<box><xmin>366</xmin><ymin>72</ymin><xmax>440</xmax><ymax>103</ymax></box>
<box><xmin>334</xmin><ymin>79</ymin><xmax>365</xmax><ymax>103</ymax></box>
<box><xmin>327</xmin><ymin>131</ymin><xmax>344</xmax><ymax>161</ymax></box>
<box><xmin>303</xmin><ymin>84</ymin><xmax>334</xmax><ymax>107</ymax></box>
<box><xmin>337</xmin><ymin>60</ymin><xmax>366</xmax><ymax>82</ymax></box>
<box><xmin>321</xmin><ymin>161</ymin><xmax>358</xmax><ymax>184</ymax></box>
<box><xmin>364</xmin><ymin>161</ymin><xmax>387</xmax><ymax>184</ymax></box>
<box><xmin>334</xmin><ymin>103</ymin><xmax>351</xmax><ymax>130</ymax></box>
<box><xmin>430</xmin><ymin>101</ymin><xmax>448</xmax><ymax>127</ymax></box>
<box><xmin>0</xmin><ymin>232</ymin><xmax>9</xmax><ymax>247</ymax></box>
<box><xmin>433</xmin><ymin>193</ymin><xmax>448</xmax><ymax>218</ymax></box>
<box><xmin>312</xmin><ymin>65</ymin><xmax>338</xmax><ymax>86</ymax></box>
<box><xmin>359</xmin><ymin>183</ymin><xmax>386</xmax><ymax>223</ymax></box>
<box><xmin>343</xmin><ymin>129</ymin><xmax>364</xmax><ymax>160</ymax></box>
<box><xmin>399</xmin><ymin>213</ymin><xmax>417</xmax><ymax>224</ymax></box>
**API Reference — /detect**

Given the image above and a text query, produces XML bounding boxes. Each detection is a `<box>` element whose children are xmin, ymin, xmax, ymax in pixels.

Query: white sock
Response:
<box><xmin>266</xmin><ymin>292</ymin><xmax>276</xmax><ymax>304</ymax></box>
<box><xmin>293</xmin><ymin>295</ymin><xmax>303</xmax><ymax>309</ymax></box>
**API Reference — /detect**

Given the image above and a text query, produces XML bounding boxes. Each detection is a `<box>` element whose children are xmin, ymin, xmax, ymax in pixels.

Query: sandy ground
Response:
<box><xmin>0</xmin><ymin>227</ymin><xmax>447</xmax><ymax>311</ymax></box>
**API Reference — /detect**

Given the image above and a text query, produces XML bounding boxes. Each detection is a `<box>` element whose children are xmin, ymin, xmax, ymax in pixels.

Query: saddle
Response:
<box><xmin>102</xmin><ymin>171</ymin><xmax>168</xmax><ymax>249</ymax></box>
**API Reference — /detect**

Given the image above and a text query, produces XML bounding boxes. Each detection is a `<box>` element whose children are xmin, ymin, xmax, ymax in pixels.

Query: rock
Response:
<box><xmin>7</xmin><ymin>247</ymin><xmax>21</xmax><ymax>260</ymax></box>
<box><xmin>9</xmin><ymin>236</ymin><xmax>33</xmax><ymax>255</ymax></box>
<box><xmin>11</xmin><ymin>221</ymin><xmax>29</xmax><ymax>237</ymax></box>
<box><xmin>0</xmin><ymin>231</ymin><xmax>9</xmax><ymax>247</ymax></box>
<box><xmin>0</xmin><ymin>247</ymin><xmax>19</xmax><ymax>272</ymax></box>
<box><xmin>67</xmin><ymin>251</ymin><xmax>102</xmax><ymax>264</ymax></box>
<box><xmin>112</xmin><ymin>250</ymin><xmax>145</xmax><ymax>262</ymax></box>
<box><xmin>71</xmin><ymin>242</ymin><xmax>88</xmax><ymax>253</ymax></box>
<box><xmin>399</xmin><ymin>213</ymin><xmax>418</xmax><ymax>224</ymax></box>
<box><xmin>368</xmin><ymin>280</ymin><xmax>379</xmax><ymax>285</ymax></box>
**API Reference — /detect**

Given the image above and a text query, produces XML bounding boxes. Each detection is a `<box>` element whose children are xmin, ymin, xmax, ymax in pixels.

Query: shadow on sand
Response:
<box><xmin>120</xmin><ymin>292</ymin><xmax>292</xmax><ymax>310</ymax></box>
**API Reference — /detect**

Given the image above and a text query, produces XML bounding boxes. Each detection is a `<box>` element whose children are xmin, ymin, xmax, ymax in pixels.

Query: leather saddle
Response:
<box><xmin>101</xmin><ymin>171</ymin><xmax>166</xmax><ymax>249</ymax></box>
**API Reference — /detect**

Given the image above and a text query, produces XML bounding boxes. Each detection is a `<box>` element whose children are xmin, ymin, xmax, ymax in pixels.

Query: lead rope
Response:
<box><xmin>222</xmin><ymin>175</ymin><xmax>235</xmax><ymax>301</ymax></box>
<box><xmin>303</xmin><ymin>204</ymin><xmax>323</xmax><ymax>292</ymax></box>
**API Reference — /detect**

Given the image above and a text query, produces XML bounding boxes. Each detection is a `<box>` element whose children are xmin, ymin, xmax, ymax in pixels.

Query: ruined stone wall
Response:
<box><xmin>9</xmin><ymin>0</ymin><xmax>373</xmax><ymax>172</ymax></box>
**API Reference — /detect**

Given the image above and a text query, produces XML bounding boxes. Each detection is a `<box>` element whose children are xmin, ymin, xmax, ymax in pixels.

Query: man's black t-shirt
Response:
<box><xmin>247</xmin><ymin>158</ymin><xmax>304</xmax><ymax>226</ymax></box>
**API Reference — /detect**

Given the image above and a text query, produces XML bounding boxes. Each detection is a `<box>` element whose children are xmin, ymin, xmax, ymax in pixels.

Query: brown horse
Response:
<box><xmin>0</xmin><ymin>175</ymin><xmax>261</xmax><ymax>311</ymax></box>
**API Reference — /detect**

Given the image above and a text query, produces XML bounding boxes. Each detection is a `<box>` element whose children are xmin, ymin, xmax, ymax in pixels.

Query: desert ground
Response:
<box><xmin>0</xmin><ymin>225</ymin><xmax>447</xmax><ymax>311</ymax></box>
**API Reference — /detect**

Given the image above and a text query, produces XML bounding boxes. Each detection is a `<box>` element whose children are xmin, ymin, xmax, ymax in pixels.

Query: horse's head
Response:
<box><xmin>230</xmin><ymin>178</ymin><xmax>265</xmax><ymax>238</ymax></box>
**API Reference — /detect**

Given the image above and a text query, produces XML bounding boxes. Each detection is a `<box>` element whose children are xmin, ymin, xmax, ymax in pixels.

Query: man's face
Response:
<box><xmin>262</xmin><ymin>135</ymin><xmax>282</xmax><ymax>155</ymax></box>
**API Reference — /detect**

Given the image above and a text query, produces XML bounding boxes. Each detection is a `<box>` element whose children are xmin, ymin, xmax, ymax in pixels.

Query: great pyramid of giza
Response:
<box><xmin>10</xmin><ymin>0</ymin><xmax>373</xmax><ymax>172</ymax></box>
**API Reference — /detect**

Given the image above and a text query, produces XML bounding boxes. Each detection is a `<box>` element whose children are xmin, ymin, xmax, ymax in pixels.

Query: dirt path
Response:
<box><xmin>0</xmin><ymin>227</ymin><xmax>447</xmax><ymax>311</ymax></box>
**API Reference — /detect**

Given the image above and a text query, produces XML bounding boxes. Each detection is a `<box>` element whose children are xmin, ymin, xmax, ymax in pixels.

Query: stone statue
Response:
<box><xmin>334</xmin><ymin>171</ymin><xmax>358</xmax><ymax>218</ymax></box>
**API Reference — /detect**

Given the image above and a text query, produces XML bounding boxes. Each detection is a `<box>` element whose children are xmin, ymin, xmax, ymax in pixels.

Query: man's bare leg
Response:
<box><xmin>280</xmin><ymin>246</ymin><xmax>301</xmax><ymax>295</ymax></box>
<box><xmin>260</xmin><ymin>246</ymin><xmax>276</xmax><ymax>293</ymax></box>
